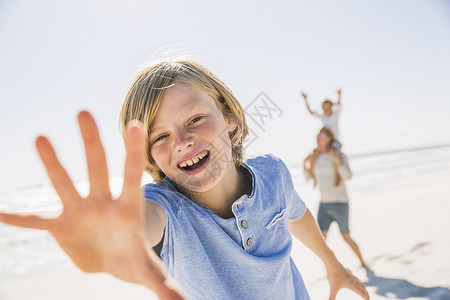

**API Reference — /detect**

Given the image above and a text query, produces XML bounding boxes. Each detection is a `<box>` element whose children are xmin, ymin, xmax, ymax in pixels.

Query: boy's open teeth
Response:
<box><xmin>178</xmin><ymin>151</ymin><xmax>209</xmax><ymax>169</ymax></box>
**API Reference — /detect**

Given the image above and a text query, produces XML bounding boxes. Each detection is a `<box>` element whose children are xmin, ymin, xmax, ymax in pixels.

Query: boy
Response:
<box><xmin>0</xmin><ymin>60</ymin><xmax>368</xmax><ymax>299</ymax></box>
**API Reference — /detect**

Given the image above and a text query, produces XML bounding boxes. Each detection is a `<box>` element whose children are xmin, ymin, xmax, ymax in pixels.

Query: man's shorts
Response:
<box><xmin>317</xmin><ymin>202</ymin><xmax>349</xmax><ymax>233</ymax></box>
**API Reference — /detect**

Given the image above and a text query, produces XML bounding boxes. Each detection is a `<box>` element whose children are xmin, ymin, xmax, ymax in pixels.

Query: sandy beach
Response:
<box><xmin>1</xmin><ymin>153</ymin><xmax>449</xmax><ymax>300</ymax></box>
<box><xmin>296</xmin><ymin>166</ymin><xmax>450</xmax><ymax>299</ymax></box>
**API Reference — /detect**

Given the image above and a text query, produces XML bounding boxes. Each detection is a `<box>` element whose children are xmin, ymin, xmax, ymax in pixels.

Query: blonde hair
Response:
<box><xmin>119</xmin><ymin>59</ymin><xmax>249</xmax><ymax>182</ymax></box>
<box><xmin>321</xmin><ymin>98</ymin><xmax>333</xmax><ymax>106</ymax></box>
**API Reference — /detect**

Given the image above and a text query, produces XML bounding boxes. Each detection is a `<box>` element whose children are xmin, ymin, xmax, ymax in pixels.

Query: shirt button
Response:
<box><xmin>241</xmin><ymin>220</ymin><xmax>247</xmax><ymax>228</ymax></box>
<box><xmin>247</xmin><ymin>238</ymin><xmax>253</xmax><ymax>246</ymax></box>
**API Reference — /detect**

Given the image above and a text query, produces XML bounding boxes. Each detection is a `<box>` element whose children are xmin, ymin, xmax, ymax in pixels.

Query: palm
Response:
<box><xmin>49</xmin><ymin>193</ymin><xmax>144</xmax><ymax>277</ymax></box>
<box><xmin>0</xmin><ymin>111</ymin><xmax>185</xmax><ymax>299</ymax></box>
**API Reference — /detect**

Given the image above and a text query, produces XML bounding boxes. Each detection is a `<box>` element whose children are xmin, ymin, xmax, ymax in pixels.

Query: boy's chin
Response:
<box><xmin>180</xmin><ymin>178</ymin><xmax>217</xmax><ymax>194</ymax></box>
<box><xmin>170</xmin><ymin>174</ymin><xmax>218</xmax><ymax>194</ymax></box>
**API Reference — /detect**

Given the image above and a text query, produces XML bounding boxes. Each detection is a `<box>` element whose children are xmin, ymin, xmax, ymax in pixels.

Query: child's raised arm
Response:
<box><xmin>301</xmin><ymin>91</ymin><xmax>315</xmax><ymax>115</ymax></box>
<box><xmin>288</xmin><ymin>209</ymin><xmax>369</xmax><ymax>300</ymax></box>
<box><xmin>0</xmin><ymin>111</ymin><xmax>185</xmax><ymax>300</ymax></box>
<box><xmin>337</xmin><ymin>88</ymin><xmax>342</xmax><ymax>106</ymax></box>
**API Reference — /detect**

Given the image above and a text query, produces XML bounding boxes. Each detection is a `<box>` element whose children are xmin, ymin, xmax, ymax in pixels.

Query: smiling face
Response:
<box><xmin>322</xmin><ymin>101</ymin><xmax>333</xmax><ymax>115</ymax></box>
<box><xmin>120</xmin><ymin>60</ymin><xmax>249</xmax><ymax>183</ymax></box>
<box><xmin>149</xmin><ymin>82</ymin><xmax>238</xmax><ymax>193</ymax></box>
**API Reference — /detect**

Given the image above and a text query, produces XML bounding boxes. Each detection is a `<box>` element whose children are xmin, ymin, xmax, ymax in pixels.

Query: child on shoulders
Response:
<box><xmin>302</xmin><ymin>89</ymin><xmax>343</xmax><ymax>150</ymax></box>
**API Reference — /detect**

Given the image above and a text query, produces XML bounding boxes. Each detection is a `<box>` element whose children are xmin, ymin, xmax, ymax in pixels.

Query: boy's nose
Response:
<box><xmin>175</xmin><ymin>131</ymin><xmax>194</xmax><ymax>152</ymax></box>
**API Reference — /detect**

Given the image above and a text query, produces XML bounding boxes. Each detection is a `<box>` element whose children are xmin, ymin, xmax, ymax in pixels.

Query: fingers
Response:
<box><xmin>328</xmin><ymin>268</ymin><xmax>369</xmax><ymax>300</ymax></box>
<box><xmin>350</xmin><ymin>276</ymin><xmax>369</xmax><ymax>299</ymax></box>
<box><xmin>344</xmin><ymin>274</ymin><xmax>369</xmax><ymax>300</ymax></box>
<box><xmin>329</xmin><ymin>280</ymin><xmax>368</xmax><ymax>300</ymax></box>
<box><xmin>78</xmin><ymin>111</ymin><xmax>111</xmax><ymax>197</ymax></box>
<box><xmin>121</xmin><ymin>120</ymin><xmax>146</xmax><ymax>203</ymax></box>
<box><xmin>0</xmin><ymin>212</ymin><xmax>53</xmax><ymax>230</ymax></box>
<box><xmin>36</xmin><ymin>136</ymin><xmax>81</xmax><ymax>205</ymax></box>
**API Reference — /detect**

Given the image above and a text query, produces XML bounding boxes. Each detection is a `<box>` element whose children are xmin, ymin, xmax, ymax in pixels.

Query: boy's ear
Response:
<box><xmin>226</xmin><ymin>119</ymin><xmax>238</xmax><ymax>133</ymax></box>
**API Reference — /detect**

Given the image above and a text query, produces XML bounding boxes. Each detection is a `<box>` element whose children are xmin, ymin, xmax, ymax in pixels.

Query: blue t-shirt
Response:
<box><xmin>144</xmin><ymin>154</ymin><xmax>310</xmax><ymax>299</ymax></box>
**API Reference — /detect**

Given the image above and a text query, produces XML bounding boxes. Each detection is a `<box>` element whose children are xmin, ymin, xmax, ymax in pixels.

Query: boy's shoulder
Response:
<box><xmin>142</xmin><ymin>180</ymin><xmax>183</xmax><ymax>206</ymax></box>
<box><xmin>143</xmin><ymin>180</ymin><xmax>166</xmax><ymax>192</ymax></box>
<box><xmin>244</xmin><ymin>153</ymin><xmax>290</xmax><ymax>175</ymax></box>
<box><xmin>245</xmin><ymin>153</ymin><xmax>281</xmax><ymax>164</ymax></box>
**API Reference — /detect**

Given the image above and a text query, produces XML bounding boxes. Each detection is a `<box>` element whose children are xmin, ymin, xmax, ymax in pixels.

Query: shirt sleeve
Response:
<box><xmin>143</xmin><ymin>183</ymin><xmax>179</xmax><ymax>258</ymax></box>
<box><xmin>278</xmin><ymin>159</ymin><xmax>307</xmax><ymax>221</ymax></box>
<box><xmin>337</xmin><ymin>152</ymin><xmax>352</xmax><ymax>180</ymax></box>
<box><xmin>144</xmin><ymin>184</ymin><xmax>171</xmax><ymax>213</ymax></box>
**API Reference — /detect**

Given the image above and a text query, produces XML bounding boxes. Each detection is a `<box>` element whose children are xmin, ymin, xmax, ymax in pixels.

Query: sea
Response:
<box><xmin>1</xmin><ymin>144</ymin><xmax>450</xmax><ymax>283</ymax></box>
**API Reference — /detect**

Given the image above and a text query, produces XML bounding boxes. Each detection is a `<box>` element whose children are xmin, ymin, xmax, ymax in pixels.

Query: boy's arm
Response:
<box><xmin>289</xmin><ymin>209</ymin><xmax>369</xmax><ymax>300</ymax></box>
<box><xmin>0</xmin><ymin>111</ymin><xmax>185</xmax><ymax>300</ymax></box>
<box><xmin>145</xmin><ymin>201</ymin><xmax>166</xmax><ymax>247</ymax></box>
<box><xmin>301</xmin><ymin>91</ymin><xmax>315</xmax><ymax>115</ymax></box>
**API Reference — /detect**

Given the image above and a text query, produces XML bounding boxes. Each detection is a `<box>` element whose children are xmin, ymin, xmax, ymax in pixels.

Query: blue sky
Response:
<box><xmin>0</xmin><ymin>0</ymin><xmax>449</xmax><ymax>192</ymax></box>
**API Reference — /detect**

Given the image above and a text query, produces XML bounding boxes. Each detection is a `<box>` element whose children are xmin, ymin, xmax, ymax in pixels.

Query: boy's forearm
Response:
<box><xmin>289</xmin><ymin>209</ymin><xmax>369</xmax><ymax>299</ymax></box>
<box><xmin>288</xmin><ymin>209</ymin><xmax>342</xmax><ymax>270</ymax></box>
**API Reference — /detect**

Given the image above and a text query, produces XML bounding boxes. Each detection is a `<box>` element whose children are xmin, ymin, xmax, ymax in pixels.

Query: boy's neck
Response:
<box><xmin>193</xmin><ymin>165</ymin><xmax>252</xmax><ymax>219</ymax></box>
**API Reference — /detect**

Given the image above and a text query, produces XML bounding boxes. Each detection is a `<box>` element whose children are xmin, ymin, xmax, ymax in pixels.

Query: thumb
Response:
<box><xmin>329</xmin><ymin>287</ymin><xmax>338</xmax><ymax>300</ymax></box>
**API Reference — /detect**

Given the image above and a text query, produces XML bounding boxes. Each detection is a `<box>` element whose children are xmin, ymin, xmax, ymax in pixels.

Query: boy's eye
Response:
<box><xmin>154</xmin><ymin>134</ymin><xmax>168</xmax><ymax>143</ymax></box>
<box><xmin>190</xmin><ymin>116</ymin><xmax>202</xmax><ymax>124</ymax></box>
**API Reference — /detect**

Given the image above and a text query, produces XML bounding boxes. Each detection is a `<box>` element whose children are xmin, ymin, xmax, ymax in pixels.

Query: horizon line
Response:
<box><xmin>348</xmin><ymin>143</ymin><xmax>450</xmax><ymax>159</ymax></box>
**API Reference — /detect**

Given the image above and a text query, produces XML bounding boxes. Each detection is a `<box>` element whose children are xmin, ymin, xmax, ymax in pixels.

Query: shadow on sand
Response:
<box><xmin>365</xmin><ymin>268</ymin><xmax>450</xmax><ymax>300</ymax></box>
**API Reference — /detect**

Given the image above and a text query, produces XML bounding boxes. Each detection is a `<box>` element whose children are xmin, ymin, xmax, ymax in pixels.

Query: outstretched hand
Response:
<box><xmin>327</xmin><ymin>266</ymin><xmax>369</xmax><ymax>300</ymax></box>
<box><xmin>0</xmin><ymin>111</ymin><xmax>186</xmax><ymax>300</ymax></box>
